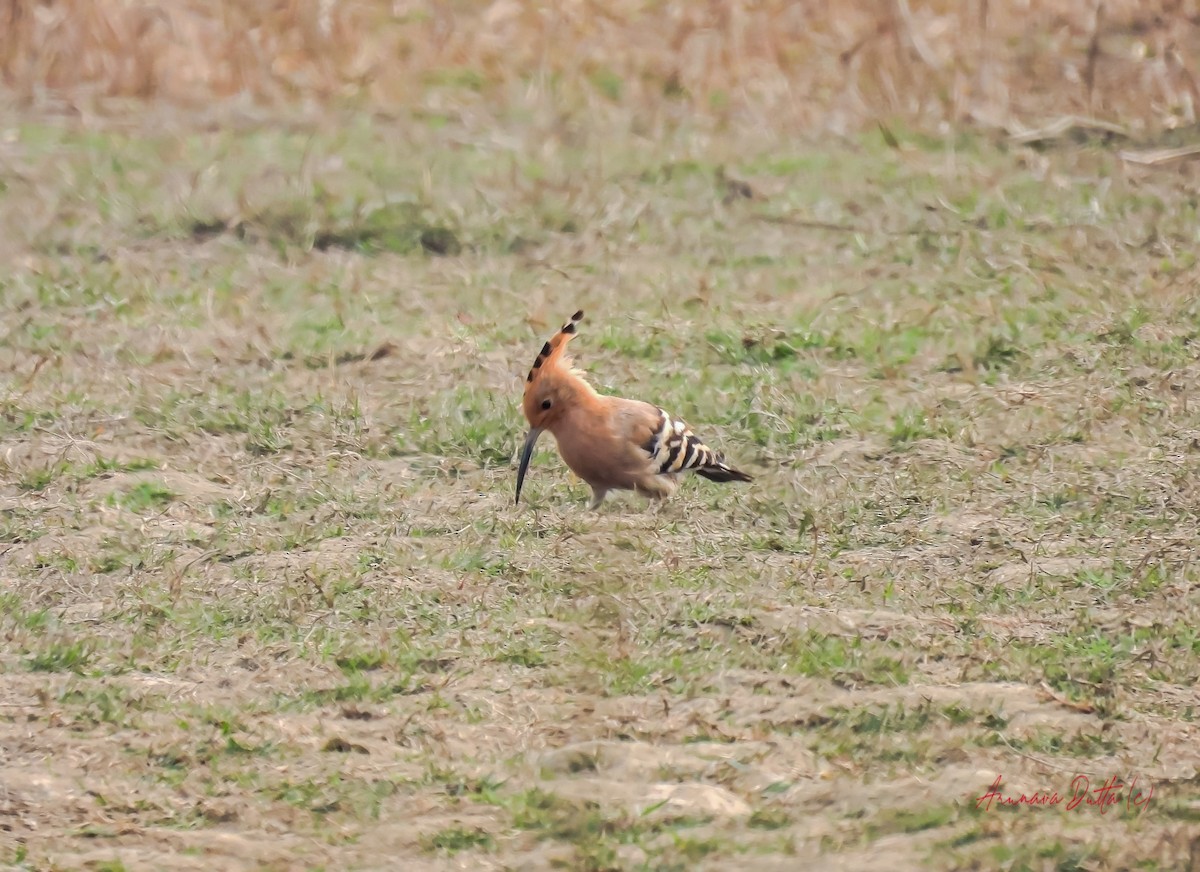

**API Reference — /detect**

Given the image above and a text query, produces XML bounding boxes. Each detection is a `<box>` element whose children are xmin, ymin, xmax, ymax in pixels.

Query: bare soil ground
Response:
<box><xmin>3</xmin><ymin>5</ymin><xmax>1200</xmax><ymax>869</ymax></box>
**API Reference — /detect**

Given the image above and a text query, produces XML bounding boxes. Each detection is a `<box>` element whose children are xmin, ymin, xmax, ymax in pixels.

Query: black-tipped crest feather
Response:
<box><xmin>526</xmin><ymin>310</ymin><xmax>585</xmax><ymax>383</ymax></box>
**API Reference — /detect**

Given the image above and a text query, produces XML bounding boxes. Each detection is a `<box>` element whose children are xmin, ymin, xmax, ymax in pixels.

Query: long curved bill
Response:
<box><xmin>515</xmin><ymin>428</ymin><xmax>544</xmax><ymax>505</ymax></box>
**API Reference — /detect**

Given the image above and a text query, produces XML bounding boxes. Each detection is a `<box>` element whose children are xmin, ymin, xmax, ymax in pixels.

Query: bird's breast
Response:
<box><xmin>551</xmin><ymin>409</ymin><xmax>640</xmax><ymax>490</ymax></box>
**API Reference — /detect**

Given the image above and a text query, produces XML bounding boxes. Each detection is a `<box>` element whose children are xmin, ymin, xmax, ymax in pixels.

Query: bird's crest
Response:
<box><xmin>525</xmin><ymin>309</ymin><xmax>584</xmax><ymax>385</ymax></box>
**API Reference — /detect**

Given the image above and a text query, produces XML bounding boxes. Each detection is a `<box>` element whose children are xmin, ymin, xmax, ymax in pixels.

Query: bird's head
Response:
<box><xmin>516</xmin><ymin>309</ymin><xmax>586</xmax><ymax>504</ymax></box>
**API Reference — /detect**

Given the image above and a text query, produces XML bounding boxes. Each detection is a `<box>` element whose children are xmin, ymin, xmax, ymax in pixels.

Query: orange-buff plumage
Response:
<box><xmin>515</xmin><ymin>310</ymin><xmax>753</xmax><ymax>508</ymax></box>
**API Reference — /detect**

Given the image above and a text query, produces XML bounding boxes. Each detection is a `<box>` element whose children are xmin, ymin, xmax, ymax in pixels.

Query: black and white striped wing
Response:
<box><xmin>640</xmin><ymin>408</ymin><xmax>720</xmax><ymax>475</ymax></box>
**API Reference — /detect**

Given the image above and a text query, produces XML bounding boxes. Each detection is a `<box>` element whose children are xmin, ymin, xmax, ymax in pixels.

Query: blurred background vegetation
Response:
<box><xmin>2</xmin><ymin>0</ymin><xmax>1199</xmax><ymax>135</ymax></box>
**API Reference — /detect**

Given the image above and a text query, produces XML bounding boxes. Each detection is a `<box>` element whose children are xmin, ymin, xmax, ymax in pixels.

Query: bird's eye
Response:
<box><xmin>541</xmin><ymin>399</ymin><xmax>552</xmax><ymax>410</ymax></box>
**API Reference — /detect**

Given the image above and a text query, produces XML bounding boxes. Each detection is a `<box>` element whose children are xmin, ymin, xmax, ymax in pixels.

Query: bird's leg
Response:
<box><xmin>588</xmin><ymin>487</ymin><xmax>608</xmax><ymax>510</ymax></box>
<box><xmin>636</xmin><ymin>487</ymin><xmax>672</xmax><ymax>519</ymax></box>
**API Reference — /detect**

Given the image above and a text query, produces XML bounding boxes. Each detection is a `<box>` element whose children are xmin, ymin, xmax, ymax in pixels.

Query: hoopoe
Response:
<box><xmin>515</xmin><ymin>310</ymin><xmax>753</xmax><ymax>508</ymax></box>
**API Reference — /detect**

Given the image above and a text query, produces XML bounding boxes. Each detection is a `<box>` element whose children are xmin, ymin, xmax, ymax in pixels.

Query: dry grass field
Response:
<box><xmin>3</xmin><ymin>2</ymin><xmax>1200</xmax><ymax>870</ymax></box>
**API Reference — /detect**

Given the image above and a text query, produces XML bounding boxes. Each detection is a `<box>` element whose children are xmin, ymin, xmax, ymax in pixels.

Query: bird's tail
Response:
<box><xmin>695</xmin><ymin>458</ymin><xmax>753</xmax><ymax>483</ymax></box>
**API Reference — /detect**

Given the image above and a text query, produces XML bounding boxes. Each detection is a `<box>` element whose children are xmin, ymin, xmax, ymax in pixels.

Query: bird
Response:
<box><xmin>515</xmin><ymin>310</ymin><xmax>753</xmax><ymax>508</ymax></box>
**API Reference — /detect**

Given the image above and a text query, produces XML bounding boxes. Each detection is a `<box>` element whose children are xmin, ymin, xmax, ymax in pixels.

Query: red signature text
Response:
<box><xmin>974</xmin><ymin>774</ymin><xmax>1153</xmax><ymax>814</ymax></box>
